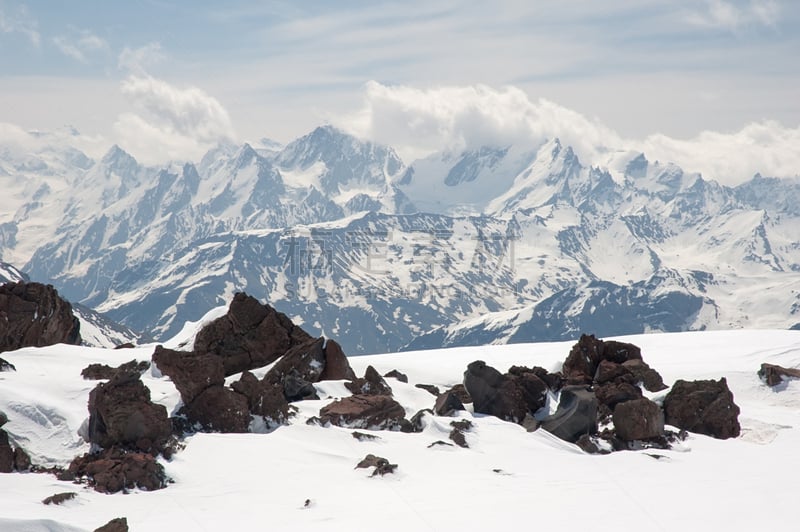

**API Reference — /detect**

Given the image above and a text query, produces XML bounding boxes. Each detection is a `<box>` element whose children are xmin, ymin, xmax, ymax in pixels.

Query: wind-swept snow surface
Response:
<box><xmin>1</xmin><ymin>330</ymin><xmax>799</xmax><ymax>530</ymax></box>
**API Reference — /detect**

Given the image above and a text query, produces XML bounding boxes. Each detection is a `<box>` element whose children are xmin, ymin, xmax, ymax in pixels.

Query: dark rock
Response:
<box><xmin>602</xmin><ymin>340</ymin><xmax>642</xmax><ymax>364</ymax></box>
<box><xmin>575</xmin><ymin>434</ymin><xmax>603</xmax><ymax>454</ymax></box>
<box><xmin>42</xmin><ymin>492</ymin><xmax>78</xmax><ymax>505</ymax></box>
<box><xmin>540</xmin><ymin>385</ymin><xmax>598</xmax><ymax>443</ymax></box>
<box><xmin>0</xmin><ymin>430</ymin><xmax>13</xmax><ymax>472</ymax></box>
<box><xmin>463</xmin><ymin>360</ymin><xmax>527</xmax><ymax>423</ymax></box>
<box><xmin>281</xmin><ymin>370</ymin><xmax>319</xmax><ymax>402</ymax></box>
<box><xmin>450</xmin><ymin>419</ymin><xmax>473</xmax><ymax>432</ymax></box>
<box><xmin>352</xmin><ymin>431</ymin><xmax>381</xmax><ymax>442</ymax></box>
<box><xmin>114</xmin><ymin>343</ymin><xmax>136</xmax><ymax>350</ymax></box>
<box><xmin>345</xmin><ymin>365</ymin><xmax>393</xmax><ymax>396</ymax></box>
<box><xmin>562</xmin><ymin>334</ymin><xmax>643</xmax><ymax>385</ymax></box>
<box><xmin>180</xmin><ymin>386</ymin><xmax>251</xmax><ymax>433</ymax></box>
<box><xmin>0</xmin><ymin>410</ymin><xmax>7</xmax><ymax>427</ymax></box>
<box><xmin>0</xmin><ymin>357</ymin><xmax>15</xmax><ymax>372</ymax></box>
<box><xmin>61</xmin><ymin>448</ymin><xmax>166</xmax><ymax>493</ymax></box>
<box><xmin>613</xmin><ymin>398</ymin><xmax>665</xmax><ymax>441</ymax></box>
<box><xmin>355</xmin><ymin>454</ymin><xmax>397</xmax><ymax>476</ymax></box>
<box><xmin>94</xmin><ymin>518</ymin><xmax>129</xmax><ymax>532</ymax></box>
<box><xmin>434</xmin><ymin>390</ymin><xmax>465</xmax><ymax>416</ymax></box>
<box><xmin>449</xmin><ymin>428</ymin><xmax>468</xmax><ymax>448</ymax></box>
<box><xmin>0</xmin><ymin>281</ymin><xmax>81</xmax><ymax>353</ymax></box>
<box><xmin>383</xmin><ymin>369</ymin><xmax>408</xmax><ymax>383</ymax></box>
<box><xmin>415</xmin><ymin>383</ymin><xmax>440</xmax><ymax>396</ymax></box>
<box><xmin>13</xmin><ymin>445</ymin><xmax>30</xmax><ymax>471</ymax></box>
<box><xmin>530</xmin><ymin>366</ymin><xmax>564</xmax><ymax>391</ymax></box>
<box><xmin>264</xmin><ymin>337</ymin><xmax>326</xmax><ymax>385</ymax></box>
<box><xmin>521</xmin><ymin>413</ymin><xmax>539</xmax><ymax>432</ymax></box>
<box><xmin>447</xmin><ymin>383</ymin><xmax>472</xmax><ymax>403</ymax></box>
<box><xmin>152</xmin><ymin>346</ymin><xmax>225</xmax><ymax>404</ymax></box>
<box><xmin>427</xmin><ymin>440</ymin><xmax>453</xmax><ymax>448</ymax></box>
<box><xmin>663</xmin><ymin>378</ymin><xmax>741</xmax><ymax>439</ymax></box>
<box><xmin>622</xmin><ymin>359</ymin><xmax>668</xmax><ymax>392</ymax></box>
<box><xmin>231</xmin><ymin>371</ymin><xmax>291</xmax><ymax>424</ymax></box>
<box><xmin>594</xmin><ymin>381</ymin><xmax>642</xmax><ymax>409</ymax></box>
<box><xmin>593</xmin><ymin>360</ymin><xmax>633</xmax><ymax>385</ymax></box>
<box><xmin>318</xmin><ymin>394</ymin><xmax>408</xmax><ymax>431</ymax></box>
<box><xmin>319</xmin><ymin>339</ymin><xmax>356</xmax><ymax>381</ymax></box>
<box><xmin>758</xmin><ymin>363</ymin><xmax>800</xmax><ymax>387</ymax></box>
<box><xmin>513</xmin><ymin>372</ymin><xmax>549</xmax><ymax>414</ymax></box>
<box><xmin>193</xmin><ymin>293</ymin><xmax>313</xmax><ymax>376</ymax></box>
<box><xmin>87</xmin><ymin>371</ymin><xmax>171</xmax><ymax>453</ymax></box>
<box><xmin>409</xmin><ymin>409</ymin><xmax>433</xmax><ymax>433</ymax></box>
<box><xmin>82</xmin><ymin>360</ymin><xmax>150</xmax><ymax>380</ymax></box>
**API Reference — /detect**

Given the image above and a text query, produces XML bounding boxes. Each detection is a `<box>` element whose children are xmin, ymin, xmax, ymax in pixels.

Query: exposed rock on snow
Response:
<box><xmin>59</xmin><ymin>448</ymin><xmax>166</xmax><ymax>494</ymax></box>
<box><xmin>94</xmin><ymin>517</ymin><xmax>129</xmax><ymax>532</ymax></box>
<box><xmin>345</xmin><ymin>365</ymin><xmax>393</xmax><ymax>396</ymax></box>
<box><xmin>81</xmin><ymin>359</ymin><xmax>150</xmax><ymax>380</ymax></box>
<box><xmin>318</xmin><ymin>394</ymin><xmax>410</xmax><ymax>431</ymax></box>
<box><xmin>613</xmin><ymin>398</ymin><xmax>665</xmax><ymax>441</ymax></box>
<box><xmin>758</xmin><ymin>363</ymin><xmax>800</xmax><ymax>386</ymax></box>
<box><xmin>0</xmin><ymin>281</ymin><xmax>81</xmax><ymax>353</ymax></box>
<box><xmin>540</xmin><ymin>386</ymin><xmax>599</xmax><ymax>443</ymax></box>
<box><xmin>663</xmin><ymin>378</ymin><xmax>741</xmax><ymax>439</ymax></box>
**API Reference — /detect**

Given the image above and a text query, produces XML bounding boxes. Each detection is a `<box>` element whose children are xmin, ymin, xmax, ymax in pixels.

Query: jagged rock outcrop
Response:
<box><xmin>663</xmin><ymin>378</ymin><xmax>741</xmax><ymax>439</ymax></box>
<box><xmin>263</xmin><ymin>337</ymin><xmax>327</xmax><ymax>384</ymax></box>
<box><xmin>434</xmin><ymin>390</ymin><xmax>465</xmax><ymax>417</ymax></box>
<box><xmin>562</xmin><ymin>335</ymin><xmax>642</xmax><ymax>385</ymax></box>
<box><xmin>463</xmin><ymin>361</ymin><xmax>548</xmax><ymax>423</ymax></box>
<box><xmin>231</xmin><ymin>371</ymin><xmax>292</xmax><ymax>425</ymax></box>
<box><xmin>82</xmin><ymin>359</ymin><xmax>150</xmax><ymax>380</ymax></box>
<box><xmin>318</xmin><ymin>394</ymin><xmax>410</xmax><ymax>431</ymax></box>
<box><xmin>345</xmin><ymin>365</ymin><xmax>393</xmax><ymax>396</ymax></box>
<box><xmin>319</xmin><ymin>339</ymin><xmax>356</xmax><ymax>381</ymax></box>
<box><xmin>180</xmin><ymin>385</ymin><xmax>251</xmax><ymax>433</ymax></box>
<box><xmin>152</xmin><ymin>346</ymin><xmax>225</xmax><ymax>404</ymax></box>
<box><xmin>87</xmin><ymin>371</ymin><xmax>171</xmax><ymax>454</ymax></box>
<box><xmin>0</xmin><ymin>281</ymin><xmax>81</xmax><ymax>353</ymax></box>
<box><xmin>60</xmin><ymin>448</ymin><xmax>166</xmax><ymax>493</ymax></box>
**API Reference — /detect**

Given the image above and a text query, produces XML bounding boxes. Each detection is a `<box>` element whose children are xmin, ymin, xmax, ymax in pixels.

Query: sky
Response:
<box><xmin>0</xmin><ymin>0</ymin><xmax>798</xmax><ymax>182</ymax></box>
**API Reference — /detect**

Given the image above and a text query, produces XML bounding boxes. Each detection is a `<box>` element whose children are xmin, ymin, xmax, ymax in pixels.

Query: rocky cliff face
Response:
<box><xmin>0</xmin><ymin>281</ymin><xmax>80</xmax><ymax>353</ymax></box>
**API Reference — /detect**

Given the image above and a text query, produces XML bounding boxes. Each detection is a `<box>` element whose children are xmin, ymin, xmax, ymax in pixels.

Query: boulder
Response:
<box><xmin>0</xmin><ymin>430</ymin><xmax>13</xmax><ymax>473</ymax></box>
<box><xmin>434</xmin><ymin>390</ymin><xmax>465</xmax><ymax>417</ymax></box>
<box><xmin>0</xmin><ymin>281</ymin><xmax>81</xmax><ymax>352</ymax></box>
<box><xmin>13</xmin><ymin>446</ymin><xmax>30</xmax><ymax>471</ymax></box>
<box><xmin>663</xmin><ymin>378</ymin><xmax>741</xmax><ymax>439</ymax></box>
<box><xmin>231</xmin><ymin>371</ymin><xmax>292</xmax><ymax>424</ymax></box>
<box><xmin>345</xmin><ymin>365</ymin><xmax>393</xmax><ymax>396</ymax></box>
<box><xmin>463</xmin><ymin>360</ymin><xmax>527</xmax><ymax>423</ymax></box>
<box><xmin>593</xmin><ymin>359</ymin><xmax>634</xmax><ymax>385</ymax></box>
<box><xmin>512</xmin><ymin>371</ymin><xmax>549</xmax><ymax>414</ymax></box>
<box><xmin>152</xmin><ymin>346</ymin><xmax>225</xmax><ymax>404</ymax></box>
<box><xmin>42</xmin><ymin>492</ymin><xmax>78</xmax><ymax>505</ymax></box>
<box><xmin>415</xmin><ymin>383</ymin><xmax>440</xmax><ymax>396</ymax></box>
<box><xmin>383</xmin><ymin>369</ymin><xmax>408</xmax><ymax>383</ymax></box>
<box><xmin>448</xmin><ymin>383</ymin><xmax>472</xmax><ymax>403</ymax></box>
<box><xmin>60</xmin><ymin>448</ymin><xmax>166</xmax><ymax>493</ymax></box>
<box><xmin>613</xmin><ymin>398</ymin><xmax>664</xmax><ymax>441</ymax></box>
<box><xmin>281</xmin><ymin>370</ymin><xmax>319</xmax><ymax>402</ymax></box>
<box><xmin>319</xmin><ymin>339</ymin><xmax>356</xmax><ymax>381</ymax></box>
<box><xmin>94</xmin><ymin>518</ymin><xmax>129</xmax><ymax>532</ymax></box>
<box><xmin>192</xmin><ymin>292</ymin><xmax>313</xmax><ymax>375</ymax></box>
<box><xmin>318</xmin><ymin>394</ymin><xmax>408</xmax><ymax>431</ymax></box>
<box><xmin>264</xmin><ymin>337</ymin><xmax>326</xmax><ymax>385</ymax></box>
<box><xmin>562</xmin><ymin>334</ymin><xmax>642</xmax><ymax>385</ymax></box>
<box><xmin>82</xmin><ymin>360</ymin><xmax>150</xmax><ymax>380</ymax></box>
<box><xmin>87</xmin><ymin>371</ymin><xmax>171</xmax><ymax>453</ymax></box>
<box><xmin>758</xmin><ymin>363</ymin><xmax>800</xmax><ymax>387</ymax></box>
<box><xmin>622</xmin><ymin>359</ymin><xmax>667</xmax><ymax>392</ymax></box>
<box><xmin>540</xmin><ymin>386</ymin><xmax>598</xmax><ymax>443</ymax></box>
<box><xmin>594</xmin><ymin>381</ymin><xmax>642</xmax><ymax>409</ymax></box>
<box><xmin>355</xmin><ymin>454</ymin><xmax>397</xmax><ymax>476</ymax></box>
<box><xmin>180</xmin><ymin>386</ymin><xmax>251</xmax><ymax>433</ymax></box>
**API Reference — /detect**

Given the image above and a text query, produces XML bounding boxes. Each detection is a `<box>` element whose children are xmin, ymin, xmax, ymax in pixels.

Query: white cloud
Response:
<box><xmin>0</xmin><ymin>3</ymin><xmax>40</xmax><ymax>46</ymax></box>
<box><xmin>338</xmin><ymin>81</ymin><xmax>800</xmax><ymax>184</ymax></box>
<box><xmin>687</xmin><ymin>0</ymin><xmax>781</xmax><ymax>30</ymax></box>
<box><xmin>52</xmin><ymin>30</ymin><xmax>108</xmax><ymax>63</ymax></box>
<box><xmin>118</xmin><ymin>42</ymin><xmax>165</xmax><ymax>75</ymax></box>
<box><xmin>113</xmin><ymin>75</ymin><xmax>236</xmax><ymax>164</ymax></box>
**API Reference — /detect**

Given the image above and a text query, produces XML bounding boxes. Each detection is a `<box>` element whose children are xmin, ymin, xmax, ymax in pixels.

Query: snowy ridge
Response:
<box><xmin>0</xmin><ymin>330</ymin><xmax>799</xmax><ymax>530</ymax></box>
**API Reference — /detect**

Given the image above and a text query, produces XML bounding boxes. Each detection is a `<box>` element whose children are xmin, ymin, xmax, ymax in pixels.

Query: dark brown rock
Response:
<box><xmin>352</xmin><ymin>431</ymin><xmax>381</xmax><ymax>442</ymax></box>
<box><xmin>0</xmin><ymin>357</ymin><xmax>15</xmax><ymax>371</ymax></box>
<box><xmin>281</xmin><ymin>370</ymin><xmax>319</xmax><ymax>402</ymax></box>
<box><xmin>448</xmin><ymin>383</ymin><xmax>472</xmax><ymax>403</ymax></box>
<box><xmin>383</xmin><ymin>369</ymin><xmax>408</xmax><ymax>383</ymax></box>
<box><xmin>0</xmin><ymin>410</ymin><xmax>7</xmax><ymax>427</ymax></box>
<box><xmin>355</xmin><ymin>454</ymin><xmax>397</xmax><ymax>476</ymax></box>
<box><xmin>513</xmin><ymin>372</ymin><xmax>549</xmax><ymax>414</ymax></box>
<box><xmin>13</xmin><ymin>445</ymin><xmax>30</xmax><ymax>471</ymax></box>
<box><xmin>61</xmin><ymin>448</ymin><xmax>166</xmax><ymax>493</ymax></box>
<box><xmin>593</xmin><ymin>359</ymin><xmax>633</xmax><ymax>385</ymax></box>
<box><xmin>594</xmin><ymin>381</ymin><xmax>643</xmax><ymax>409</ymax></box>
<box><xmin>449</xmin><ymin>428</ymin><xmax>468</xmax><ymax>448</ymax></box>
<box><xmin>42</xmin><ymin>492</ymin><xmax>78</xmax><ymax>505</ymax></box>
<box><xmin>415</xmin><ymin>383</ymin><xmax>440</xmax><ymax>396</ymax></box>
<box><xmin>562</xmin><ymin>334</ymin><xmax>605</xmax><ymax>385</ymax></box>
<box><xmin>87</xmin><ymin>371</ymin><xmax>171</xmax><ymax>453</ymax></box>
<box><xmin>193</xmin><ymin>293</ymin><xmax>313</xmax><ymax>376</ymax></box>
<box><xmin>463</xmin><ymin>360</ymin><xmax>527</xmax><ymax>423</ymax></box>
<box><xmin>622</xmin><ymin>359</ymin><xmax>668</xmax><ymax>392</ymax></box>
<box><xmin>231</xmin><ymin>371</ymin><xmax>291</xmax><ymax>424</ymax></box>
<box><xmin>613</xmin><ymin>398</ymin><xmax>665</xmax><ymax>441</ymax></box>
<box><xmin>114</xmin><ymin>343</ymin><xmax>136</xmax><ymax>350</ymax></box>
<box><xmin>264</xmin><ymin>337</ymin><xmax>326</xmax><ymax>385</ymax></box>
<box><xmin>318</xmin><ymin>394</ymin><xmax>408</xmax><ymax>430</ymax></box>
<box><xmin>602</xmin><ymin>340</ymin><xmax>642</xmax><ymax>364</ymax></box>
<box><xmin>0</xmin><ymin>281</ymin><xmax>81</xmax><ymax>353</ymax></box>
<box><xmin>345</xmin><ymin>365</ymin><xmax>393</xmax><ymax>396</ymax></box>
<box><xmin>0</xmin><ymin>429</ymin><xmax>13</xmax><ymax>473</ymax></box>
<box><xmin>94</xmin><ymin>517</ymin><xmax>129</xmax><ymax>532</ymax></box>
<box><xmin>758</xmin><ymin>363</ymin><xmax>800</xmax><ymax>387</ymax></box>
<box><xmin>663</xmin><ymin>378</ymin><xmax>741</xmax><ymax>439</ymax></box>
<box><xmin>181</xmin><ymin>386</ymin><xmax>251</xmax><ymax>433</ymax></box>
<box><xmin>530</xmin><ymin>366</ymin><xmax>565</xmax><ymax>391</ymax></box>
<box><xmin>319</xmin><ymin>339</ymin><xmax>356</xmax><ymax>381</ymax></box>
<box><xmin>82</xmin><ymin>360</ymin><xmax>150</xmax><ymax>380</ymax></box>
<box><xmin>152</xmin><ymin>346</ymin><xmax>225</xmax><ymax>404</ymax></box>
<box><xmin>434</xmin><ymin>390</ymin><xmax>465</xmax><ymax>416</ymax></box>
<box><xmin>409</xmin><ymin>409</ymin><xmax>433</xmax><ymax>433</ymax></box>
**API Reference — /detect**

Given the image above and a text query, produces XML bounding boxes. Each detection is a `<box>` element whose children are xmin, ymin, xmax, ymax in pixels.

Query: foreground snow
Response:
<box><xmin>1</xmin><ymin>330</ymin><xmax>799</xmax><ymax>531</ymax></box>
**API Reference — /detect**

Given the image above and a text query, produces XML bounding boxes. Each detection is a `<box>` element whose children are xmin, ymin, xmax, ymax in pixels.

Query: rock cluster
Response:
<box><xmin>0</xmin><ymin>281</ymin><xmax>81</xmax><ymax>353</ymax></box>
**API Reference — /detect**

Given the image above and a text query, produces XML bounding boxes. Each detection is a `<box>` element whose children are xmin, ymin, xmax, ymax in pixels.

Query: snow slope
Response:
<box><xmin>1</xmin><ymin>329</ymin><xmax>799</xmax><ymax>531</ymax></box>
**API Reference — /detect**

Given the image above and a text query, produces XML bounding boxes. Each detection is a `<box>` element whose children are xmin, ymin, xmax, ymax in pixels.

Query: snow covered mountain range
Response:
<box><xmin>2</xmin><ymin>126</ymin><xmax>800</xmax><ymax>353</ymax></box>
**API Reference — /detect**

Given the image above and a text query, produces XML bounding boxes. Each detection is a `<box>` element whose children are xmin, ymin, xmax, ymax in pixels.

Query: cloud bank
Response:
<box><xmin>338</xmin><ymin>81</ymin><xmax>800</xmax><ymax>184</ymax></box>
<box><xmin>114</xmin><ymin>75</ymin><xmax>236</xmax><ymax>165</ymax></box>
